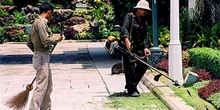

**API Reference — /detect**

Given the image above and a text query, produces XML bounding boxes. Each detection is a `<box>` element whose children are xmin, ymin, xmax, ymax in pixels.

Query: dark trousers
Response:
<box><xmin>123</xmin><ymin>54</ymin><xmax>148</xmax><ymax>93</ymax></box>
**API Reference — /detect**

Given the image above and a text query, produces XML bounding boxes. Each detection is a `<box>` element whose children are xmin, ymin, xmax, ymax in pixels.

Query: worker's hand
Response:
<box><xmin>144</xmin><ymin>48</ymin><xmax>151</xmax><ymax>57</ymax></box>
<box><xmin>125</xmin><ymin>38</ymin><xmax>132</xmax><ymax>52</ymax></box>
<box><xmin>57</xmin><ymin>34</ymin><xmax>64</xmax><ymax>42</ymax></box>
<box><xmin>26</xmin><ymin>84</ymin><xmax>33</xmax><ymax>91</ymax></box>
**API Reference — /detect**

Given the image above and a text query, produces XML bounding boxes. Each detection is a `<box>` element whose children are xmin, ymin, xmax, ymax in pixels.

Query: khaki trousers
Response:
<box><xmin>29</xmin><ymin>53</ymin><xmax>53</xmax><ymax>110</ymax></box>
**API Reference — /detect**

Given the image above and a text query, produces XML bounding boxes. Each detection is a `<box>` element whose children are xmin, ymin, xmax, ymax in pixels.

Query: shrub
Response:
<box><xmin>192</xmin><ymin>69</ymin><xmax>212</xmax><ymax>81</ymax></box>
<box><xmin>182</xmin><ymin>58</ymin><xmax>190</xmax><ymax>68</ymax></box>
<box><xmin>110</xmin><ymin>31</ymin><xmax>120</xmax><ymax>38</ymax></box>
<box><xmin>11</xmin><ymin>32</ymin><xmax>27</xmax><ymax>42</ymax></box>
<box><xmin>0</xmin><ymin>26</ymin><xmax>7</xmax><ymax>43</ymax></box>
<box><xmin>75</xmin><ymin>31</ymin><xmax>95</xmax><ymax>39</ymax></box>
<box><xmin>193</xmin><ymin>24</ymin><xmax>220</xmax><ymax>49</ymax></box>
<box><xmin>158</xmin><ymin>26</ymin><xmax>170</xmax><ymax>47</ymax></box>
<box><xmin>37</xmin><ymin>0</ymin><xmax>52</xmax><ymax>6</ymax></box>
<box><xmin>0</xmin><ymin>8</ymin><xmax>9</xmax><ymax>17</ymax></box>
<box><xmin>192</xmin><ymin>80</ymin><xmax>210</xmax><ymax>91</ymax></box>
<box><xmin>208</xmin><ymin>93</ymin><xmax>220</xmax><ymax>109</ymax></box>
<box><xmin>156</xmin><ymin>57</ymin><xmax>190</xmax><ymax>72</ymax></box>
<box><xmin>183</xmin><ymin>67</ymin><xmax>194</xmax><ymax>75</ymax></box>
<box><xmin>64</xmin><ymin>27</ymin><xmax>78</xmax><ymax>40</ymax></box>
<box><xmin>198</xmin><ymin>79</ymin><xmax>220</xmax><ymax>99</ymax></box>
<box><xmin>74</xmin><ymin>10</ymin><xmax>88</xmax><ymax>18</ymax></box>
<box><xmin>50</xmin><ymin>25</ymin><xmax>61</xmax><ymax>33</ymax></box>
<box><xmin>156</xmin><ymin>58</ymin><xmax>168</xmax><ymax>72</ymax></box>
<box><xmin>13</xmin><ymin>11</ymin><xmax>28</xmax><ymax>24</ymax></box>
<box><xmin>1</xmin><ymin>0</ymin><xmax>14</xmax><ymax>5</ymax></box>
<box><xmin>188</xmin><ymin>47</ymin><xmax>220</xmax><ymax>78</ymax></box>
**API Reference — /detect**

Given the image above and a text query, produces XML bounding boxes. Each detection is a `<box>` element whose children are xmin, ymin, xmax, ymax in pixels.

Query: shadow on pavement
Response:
<box><xmin>0</xmin><ymin>47</ymin><xmax>121</xmax><ymax>70</ymax></box>
<box><xmin>108</xmin><ymin>92</ymin><xmax>130</xmax><ymax>97</ymax></box>
<box><xmin>0</xmin><ymin>52</ymin><xmax>91</xmax><ymax>63</ymax></box>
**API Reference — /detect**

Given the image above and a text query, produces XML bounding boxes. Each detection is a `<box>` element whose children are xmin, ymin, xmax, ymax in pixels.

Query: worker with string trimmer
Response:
<box><xmin>120</xmin><ymin>0</ymin><xmax>152</xmax><ymax>97</ymax></box>
<box><xmin>113</xmin><ymin>44</ymin><xmax>180</xmax><ymax>87</ymax></box>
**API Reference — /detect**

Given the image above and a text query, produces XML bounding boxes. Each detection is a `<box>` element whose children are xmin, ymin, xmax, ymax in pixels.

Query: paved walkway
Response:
<box><xmin>0</xmin><ymin>41</ymin><xmax>149</xmax><ymax>110</ymax></box>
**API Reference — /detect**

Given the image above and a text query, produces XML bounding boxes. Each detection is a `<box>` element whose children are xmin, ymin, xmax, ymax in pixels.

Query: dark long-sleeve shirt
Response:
<box><xmin>121</xmin><ymin>12</ymin><xmax>150</xmax><ymax>56</ymax></box>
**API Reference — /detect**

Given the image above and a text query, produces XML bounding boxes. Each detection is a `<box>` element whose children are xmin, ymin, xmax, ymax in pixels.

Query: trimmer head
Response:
<box><xmin>154</xmin><ymin>74</ymin><xmax>162</xmax><ymax>81</ymax></box>
<box><xmin>154</xmin><ymin>74</ymin><xmax>180</xmax><ymax>87</ymax></box>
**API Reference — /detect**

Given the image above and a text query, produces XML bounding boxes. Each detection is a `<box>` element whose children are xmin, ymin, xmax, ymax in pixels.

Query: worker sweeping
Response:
<box><xmin>26</xmin><ymin>2</ymin><xmax>63</xmax><ymax>110</ymax></box>
<box><xmin>5</xmin><ymin>2</ymin><xmax>72</xmax><ymax>109</ymax></box>
<box><xmin>120</xmin><ymin>0</ymin><xmax>151</xmax><ymax>97</ymax></box>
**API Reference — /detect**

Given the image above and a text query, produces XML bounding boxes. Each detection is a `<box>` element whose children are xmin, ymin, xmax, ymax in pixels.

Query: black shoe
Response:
<box><xmin>129</xmin><ymin>91</ymin><xmax>140</xmax><ymax>97</ymax></box>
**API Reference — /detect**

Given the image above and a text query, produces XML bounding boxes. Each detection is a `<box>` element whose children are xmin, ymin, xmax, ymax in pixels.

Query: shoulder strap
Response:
<box><xmin>129</xmin><ymin>13</ymin><xmax>134</xmax><ymax>41</ymax></box>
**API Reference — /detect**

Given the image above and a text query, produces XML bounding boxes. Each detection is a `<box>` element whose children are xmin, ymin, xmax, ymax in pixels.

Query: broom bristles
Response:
<box><xmin>5</xmin><ymin>89</ymin><xmax>30</xmax><ymax>110</ymax></box>
<box><xmin>5</xmin><ymin>84</ymin><xmax>33</xmax><ymax>110</ymax></box>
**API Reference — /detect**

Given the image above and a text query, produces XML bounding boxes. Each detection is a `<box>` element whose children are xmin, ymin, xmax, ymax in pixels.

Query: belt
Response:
<box><xmin>34</xmin><ymin>51</ymin><xmax>50</xmax><ymax>54</ymax></box>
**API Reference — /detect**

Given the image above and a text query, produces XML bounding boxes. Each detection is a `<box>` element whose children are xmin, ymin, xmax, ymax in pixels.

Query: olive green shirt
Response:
<box><xmin>27</xmin><ymin>16</ymin><xmax>59</xmax><ymax>53</ymax></box>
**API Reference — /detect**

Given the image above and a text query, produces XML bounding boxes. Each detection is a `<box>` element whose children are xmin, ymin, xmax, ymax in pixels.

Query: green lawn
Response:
<box><xmin>105</xmin><ymin>92</ymin><xmax>169</xmax><ymax>110</ymax></box>
<box><xmin>150</xmin><ymin>70</ymin><xmax>216</xmax><ymax>110</ymax></box>
<box><xmin>171</xmin><ymin>85</ymin><xmax>216</xmax><ymax>110</ymax></box>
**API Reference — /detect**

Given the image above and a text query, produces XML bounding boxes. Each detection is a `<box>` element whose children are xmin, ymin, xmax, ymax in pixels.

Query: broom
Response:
<box><xmin>5</xmin><ymin>77</ymin><xmax>36</xmax><ymax>109</ymax></box>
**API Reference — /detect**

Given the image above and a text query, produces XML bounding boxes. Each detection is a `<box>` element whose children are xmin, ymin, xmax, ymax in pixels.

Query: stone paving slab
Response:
<box><xmin>0</xmin><ymin>41</ymin><xmax>149</xmax><ymax>110</ymax></box>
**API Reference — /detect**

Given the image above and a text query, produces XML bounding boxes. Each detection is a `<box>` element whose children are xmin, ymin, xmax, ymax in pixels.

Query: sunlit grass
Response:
<box><xmin>105</xmin><ymin>92</ymin><xmax>169</xmax><ymax>110</ymax></box>
<box><xmin>171</xmin><ymin>86</ymin><xmax>216</xmax><ymax>110</ymax></box>
<box><xmin>146</xmin><ymin>71</ymin><xmax>216</xmax><ymax>110</ymax></box>
<box><xmin>150</xmin><ymin>70</ymin><xmax>216</xmax><ymax>110</ymax></box>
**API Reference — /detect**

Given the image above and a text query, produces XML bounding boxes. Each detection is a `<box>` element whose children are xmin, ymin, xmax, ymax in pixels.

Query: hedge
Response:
<box><xmin>188</xmin><ymin>47</ymin><xmax>220</xmax><ymax>78</ymax></box>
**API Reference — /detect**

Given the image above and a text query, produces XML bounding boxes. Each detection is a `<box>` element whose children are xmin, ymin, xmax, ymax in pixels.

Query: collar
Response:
<box><xmin>39</xmin><ymin>16</ymin><xmax>48</xmax><ymax>23</ymax></box>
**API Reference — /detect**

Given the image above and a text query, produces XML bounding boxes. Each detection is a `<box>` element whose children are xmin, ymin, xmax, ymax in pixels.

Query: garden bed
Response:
<box><xmin>155</xmin><ymin>47</ymin><xmax>220</xmax><ymax>109</ymax></box>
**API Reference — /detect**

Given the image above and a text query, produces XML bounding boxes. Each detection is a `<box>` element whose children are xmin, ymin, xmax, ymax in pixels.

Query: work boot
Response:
<box><xmin>127</xmin><ymin>89</ymin><xmax>140</xmax><ymax>97</ymax></box>
<box><xmin>129</xmin><ymin>91</ymin><xmax>140</xmax><ymax>97</ymax></box>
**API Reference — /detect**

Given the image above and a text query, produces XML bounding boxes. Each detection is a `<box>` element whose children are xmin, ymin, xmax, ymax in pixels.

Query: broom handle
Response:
<box><xmin>30</xmin><ymin>77</ymin><xmax>36</xmax><ymax>86</ymax></box>
<box><xmin>50</xmin><ymin>20</ymin><xmax>63</xmax><ymax>52</ymax></box>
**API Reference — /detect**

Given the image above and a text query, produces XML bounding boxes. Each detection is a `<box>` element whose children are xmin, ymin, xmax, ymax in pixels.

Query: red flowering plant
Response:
<box><xmin>192</xmin><ymin>69</ymin><xmax>212</xmax><ymax>81</ymax></box>
<box><xmin>156</xmin><ymin>58</ymin><xmax>168</xmax><ymax>72</ymax></box>
<box><xmin>156</xmin><ymin>58</ymin><xmax>190</xmax><ymax>73</ymax></box>
<box><xmin>198</xmin><ymin>79</ymin><xmax>220</xmax><ymax>99</ymax></box>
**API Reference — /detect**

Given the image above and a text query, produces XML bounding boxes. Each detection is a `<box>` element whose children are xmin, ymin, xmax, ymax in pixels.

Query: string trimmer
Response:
<box><xmin>114</xmin><ymin>43</ymin><xmax>180</xmax><ymax>86</ymax></box>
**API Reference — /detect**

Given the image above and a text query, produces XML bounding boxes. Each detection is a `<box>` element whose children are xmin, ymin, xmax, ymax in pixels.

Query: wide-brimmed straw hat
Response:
<box><xmin>133</xmin><ymin>0</ymin><xmax>151</xmax><ymax>11</ymax></box>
